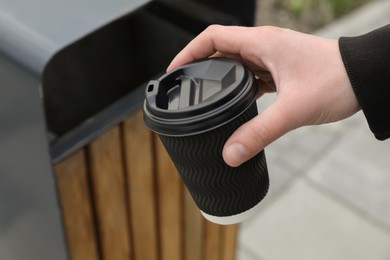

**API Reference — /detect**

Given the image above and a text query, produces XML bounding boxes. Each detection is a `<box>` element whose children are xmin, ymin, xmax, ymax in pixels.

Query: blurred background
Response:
<box><xmin>237</xmin><ymin>0</ymin><xmax>390</xmax><ymax>259</ymax></box>
<box><xmin>257</xmin><ymin>0</ymin><xmax>372</xmax><ymax>32</ymax></box>
<box><xmin>1</xmin><ymin>1</ymin><xmax>389</xmax><ymax>259</ymax></box>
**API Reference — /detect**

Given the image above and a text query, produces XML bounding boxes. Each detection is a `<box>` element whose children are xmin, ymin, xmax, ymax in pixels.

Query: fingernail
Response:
<box><xmin>225</xmin><ymin>143</ymin><xmax>249</xmax><ymax>167</ymax></box>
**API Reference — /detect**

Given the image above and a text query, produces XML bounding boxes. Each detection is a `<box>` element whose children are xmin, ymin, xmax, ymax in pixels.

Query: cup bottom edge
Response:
<box><xmin>200</xmin><ymin>201</ymin><xmax>263</xmax><ymax>225</ymax></box>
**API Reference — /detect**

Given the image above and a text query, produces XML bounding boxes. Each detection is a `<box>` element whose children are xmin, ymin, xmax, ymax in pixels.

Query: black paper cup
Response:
<box><xmin>143</xmin><ymin>58</ymin><xmax>269</xmax><ymax>224</ymax></box>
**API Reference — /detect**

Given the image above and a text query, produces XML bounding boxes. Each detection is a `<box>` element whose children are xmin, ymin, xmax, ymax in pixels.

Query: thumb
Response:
<box><xmin>223</xmin><ymin>99</ymin><xmax>296</xmax><ymax>167</ymax></box>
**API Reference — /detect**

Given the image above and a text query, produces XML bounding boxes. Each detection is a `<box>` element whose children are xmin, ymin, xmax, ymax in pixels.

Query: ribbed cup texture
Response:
<box><xmin>159</xmin><ymin>103</ymin><xmax>269</xmax><ymax>217</ymax></box>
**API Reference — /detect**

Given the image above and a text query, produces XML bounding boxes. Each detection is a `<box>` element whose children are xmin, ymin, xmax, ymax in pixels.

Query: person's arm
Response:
<box><xmin>168</xmin><ymin>25</ymin><xmax>360</xmax><ymax>167</ymax></box>
<box><xmin>339</xmin><ymin>25</ymin><xmax>390</xmax><ymax>140</ymax></box>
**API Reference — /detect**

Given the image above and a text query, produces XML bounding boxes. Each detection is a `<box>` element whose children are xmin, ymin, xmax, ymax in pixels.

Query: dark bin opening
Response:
<box><xmin>42</xmin><ymin>0</ymin><xmax>253</xmax><ymax>162</ymax></box>
<box><xmin>42</xmin><ymin>3</ymin><xmax>194</xmax><ymax>137</ymax></box>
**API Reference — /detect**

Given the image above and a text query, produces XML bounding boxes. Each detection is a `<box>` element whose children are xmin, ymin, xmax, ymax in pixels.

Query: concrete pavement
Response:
<box><xmin>238</xmin><ymin>1</ymin><xmax>390</xmax><ymax>259</ymax></box>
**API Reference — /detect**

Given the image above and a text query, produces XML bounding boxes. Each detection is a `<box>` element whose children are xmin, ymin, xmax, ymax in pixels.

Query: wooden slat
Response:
<box><xmin>184</xmin><ymin>189</ymin><xmax>203</xmax><ymax>260</ymax></box>
<box><xmin>203</xmin><ymin>220</ymin><xmax>223</xmax><ymax>260</ymax></box>
<box><xmin>55</xmin><ymin>109</ymin><xmax>239</xmax><ymax>260</ymax></box>
<box><xmin>221</xmin><ymin>225</ymin><xmax>239</xmax><ymax>260</ymax></box>
<box><xmin>54</xmin><ymin>150</ymin><xmax>100</xmax><ymax>260</ymax></box>
<box><xmin>87</xmin><ymin>126</ymin><xmax>132</xmax><ymax>260</ymax></box>
<box><xmin>154</xmin><ymin>135</ymin><xmax>183</xmax><ymax>260</ymax></box>
<box><xmin>122</xmin><ymin>110</ymin><xmax>159</xmax><ymax>260</ymax></box>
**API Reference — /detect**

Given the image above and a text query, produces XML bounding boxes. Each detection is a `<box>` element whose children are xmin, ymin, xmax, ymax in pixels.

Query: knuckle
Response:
<box><xmin>204</xmin><ymin>24</ymin><xmax>223</xmax><ymax>34</ymax></box>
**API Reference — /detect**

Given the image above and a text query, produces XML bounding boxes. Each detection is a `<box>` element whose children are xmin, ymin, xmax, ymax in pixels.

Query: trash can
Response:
<box><xmin>0</xmin><ymin>1</ymin><xmax>255</xmax><ymax>259</ymax></box>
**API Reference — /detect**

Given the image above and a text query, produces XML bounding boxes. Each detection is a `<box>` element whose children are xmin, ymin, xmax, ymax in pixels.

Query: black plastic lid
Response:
<box><xmin>143</xmin><ymin>58</ymin><xmax>257</xmax><ymax>136</ymax></box>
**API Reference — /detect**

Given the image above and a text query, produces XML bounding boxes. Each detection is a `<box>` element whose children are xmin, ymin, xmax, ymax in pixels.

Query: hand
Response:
<box><xmin>167</xmin><ymin>25</ymin><xmax>360</xmax><ymax>167</ymax></box>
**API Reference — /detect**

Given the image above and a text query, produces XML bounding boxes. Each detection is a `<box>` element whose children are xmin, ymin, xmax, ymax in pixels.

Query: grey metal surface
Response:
<box><xmin>0</xmin><ymin>0</ymin><xmax>246</xmax><ymax>258</ymax></box>
<box><xmin>0</xmin><ymin>0</ymin><xmax>149</xmax><ymax>75</ymax></box>
<box><xmin>0</xmin><ymin>55</ymin><xmax>68</xmax><ymax>260</ymax></box>
<box><xmin>51</xmin><ymin>85</ymin><xmax>146</xmax><ymax>164</ymax></box>
<box><xmin>0</xmin><ymin>0</ymin><xmax>151</xmax><ymax>259</ymax></box>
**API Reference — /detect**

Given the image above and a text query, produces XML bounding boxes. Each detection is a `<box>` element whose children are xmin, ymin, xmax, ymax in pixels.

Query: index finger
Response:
<box><xmin>167</xmin><ymin>25</ymin><xmax>251</xmax><ymax>71</ymax></box>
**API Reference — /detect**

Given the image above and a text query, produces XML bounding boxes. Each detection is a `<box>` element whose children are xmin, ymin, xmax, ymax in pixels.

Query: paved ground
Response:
<box><xmin>238</xmin><ymin>1</ymin><xmax>390</xmax><ymax>259</ymax></box>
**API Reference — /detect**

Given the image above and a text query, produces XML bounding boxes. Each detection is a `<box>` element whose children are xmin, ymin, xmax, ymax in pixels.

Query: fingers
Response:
<box><xmin>167</xmin><ymin>25</ymin><xmax>251</xmax><ymax>71</ymax></box>
<box><xmin>223</xmin><ymin>98</ymin><xmax>297</xmax><ymax>167</ymax></box>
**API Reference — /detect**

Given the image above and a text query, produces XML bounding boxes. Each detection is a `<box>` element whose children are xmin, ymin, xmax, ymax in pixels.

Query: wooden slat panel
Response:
<box><xmin>221</xmin><ymin>225</ymin><xmax>239</xmax><ymax>260</ymax></box>
<box><xmin>203</xmin><ymin>220</ymin><xmax>223</xmax><ymax>260</ymax></box>
<box><xmin>184</xmin><ymin>189</ymin><xmax>203</xmax><ymax>260</ymax></box>
<box><xmin>54</xmin><ymin>150</ymin><xmax>100</xmax><ymax>260</ymax></box>
<box><xmin>87</xmin><ymin>127</ymin><xmax>132</xmax><ymax>260</ymax></box>
<box><xmin>154</xmin><ymin>135</ymin><xmax>183</xmax><ymax>260</ymax></box>
<box><xmin>122</xmin><ymin>110</ymin><xmax>159</xmax><ymax>260</ymax></box>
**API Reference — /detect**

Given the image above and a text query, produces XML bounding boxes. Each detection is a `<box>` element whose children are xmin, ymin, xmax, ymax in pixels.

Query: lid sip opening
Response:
<box><xmin>144</xmin><ymin>58</ymin><xmax>258</xmax><ymax>136</ymax></box>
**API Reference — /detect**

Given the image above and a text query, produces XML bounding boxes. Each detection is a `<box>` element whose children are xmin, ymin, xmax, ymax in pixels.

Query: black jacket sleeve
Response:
<box><xmin>339</xmin><ymin>24</ymin><xmax>390</xmax><ymax>140</ymax></box>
